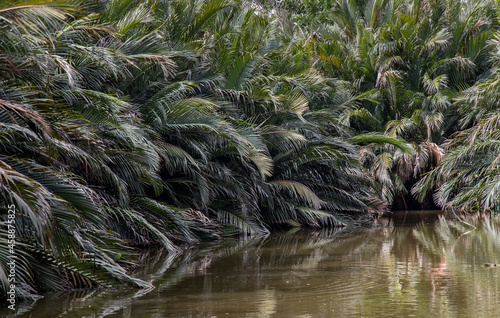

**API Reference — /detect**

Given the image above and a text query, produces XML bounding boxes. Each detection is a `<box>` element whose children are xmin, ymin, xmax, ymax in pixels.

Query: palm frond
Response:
<box><xmin>269</xmin><ymin>180</ymin><xmax>324</xmax><ymax>209</ymax></box>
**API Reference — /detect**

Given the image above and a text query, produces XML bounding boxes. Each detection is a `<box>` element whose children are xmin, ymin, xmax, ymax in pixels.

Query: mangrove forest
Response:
<box><xmin>2</xmin><ymin>0</ymin><xmax>500</xmax><ymax>301</ymax></box>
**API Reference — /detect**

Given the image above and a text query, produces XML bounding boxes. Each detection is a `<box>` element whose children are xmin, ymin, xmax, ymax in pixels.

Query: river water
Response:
<box><xmin>6</xmin><ymin>212</ymin><xmax>500</xmax><ymax>317</ymax></box>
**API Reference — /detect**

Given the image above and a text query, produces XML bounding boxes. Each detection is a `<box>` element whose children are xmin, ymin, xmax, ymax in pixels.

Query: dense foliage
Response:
<box><xmin>2</xmin><ymin>0</ymin><xmax>500</xmax><ymax>299</ymax></box>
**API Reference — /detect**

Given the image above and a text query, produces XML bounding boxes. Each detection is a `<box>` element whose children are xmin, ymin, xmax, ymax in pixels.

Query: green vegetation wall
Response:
<box><xmin>2</xmin><ymin>0</ymin><xmax>500</xmax><ymax>299</ymax></box>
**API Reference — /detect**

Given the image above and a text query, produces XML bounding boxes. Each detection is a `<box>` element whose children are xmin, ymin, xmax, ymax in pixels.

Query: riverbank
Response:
<box><xmin>5</xmin><ymin>213</ymin><xmax>500</xmax><ymax>317</ymax></box>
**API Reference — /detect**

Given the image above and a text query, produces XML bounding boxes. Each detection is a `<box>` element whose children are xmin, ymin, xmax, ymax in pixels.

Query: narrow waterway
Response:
<box><xmin>7</xmin><ymin>212</ymin><xmax>500</xmax><ymax>317</ymax></box>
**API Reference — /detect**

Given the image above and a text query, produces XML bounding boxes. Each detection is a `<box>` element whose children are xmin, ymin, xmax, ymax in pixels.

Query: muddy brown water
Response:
<box><xmin>5</xmin><ymin>212</ymin><xmax>500</xmax><ymax>317</ymax></box>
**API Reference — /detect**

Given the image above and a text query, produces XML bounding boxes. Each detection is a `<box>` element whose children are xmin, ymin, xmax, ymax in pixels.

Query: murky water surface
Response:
<box><xmin>7</xmin><ymin>213</ymin><xmax>500</xmax><ymax>317</ymax></box>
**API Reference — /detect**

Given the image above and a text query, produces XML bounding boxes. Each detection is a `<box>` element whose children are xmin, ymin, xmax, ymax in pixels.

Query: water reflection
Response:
<box><xmin>6</xmin><ymin>215</ymin><xmax>500</xmax><ymax>317</ymax></box>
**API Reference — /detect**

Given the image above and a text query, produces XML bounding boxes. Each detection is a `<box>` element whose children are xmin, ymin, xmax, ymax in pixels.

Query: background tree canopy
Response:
<box><xmin>1</xmin><ymin>0</ymin><xmax>500</xmax><ymax>299</ymax></box>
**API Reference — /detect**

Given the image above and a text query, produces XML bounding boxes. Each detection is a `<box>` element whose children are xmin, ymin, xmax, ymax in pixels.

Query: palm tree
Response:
<box><xmin>298</xmin><ymin>0</ymin><xmax>496</xmax><ymax>209</ymax></box>
<box><xmin>413</xmin><ymin>43</ymin><xmax>500</xmax><ymax>212</ymax></box>
<box><xmin>0</xmin><ymin>0</ymin><xmax>180</xmax><ymax>298</ymax></box>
